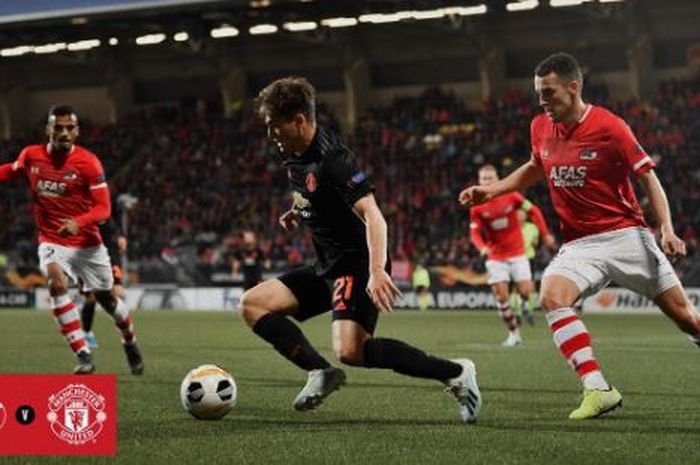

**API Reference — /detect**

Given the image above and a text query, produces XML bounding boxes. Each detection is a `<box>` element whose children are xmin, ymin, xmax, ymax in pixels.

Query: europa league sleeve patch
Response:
<box><xmin>0</xmin><ymin>374</ymin><xmax>116</xmax><ymax>456</ymax></box>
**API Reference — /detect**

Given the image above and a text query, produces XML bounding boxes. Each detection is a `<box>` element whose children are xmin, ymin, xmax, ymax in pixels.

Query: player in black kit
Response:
<box><xmin>240</xmin><ymin>77</ymin><xmax>481</xmax><ymax>423</ymax></box>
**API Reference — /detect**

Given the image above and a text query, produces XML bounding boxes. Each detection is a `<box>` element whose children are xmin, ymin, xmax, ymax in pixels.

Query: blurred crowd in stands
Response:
<box><xmin>1</xmin><ymin>75</ymin><xmax>699</xmax><ymax>286</ymax></box>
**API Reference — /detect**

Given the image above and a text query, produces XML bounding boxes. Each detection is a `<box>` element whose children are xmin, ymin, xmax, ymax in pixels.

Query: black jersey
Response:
<box><xmin>283</xmin><ymin>126</ymin><xmax>374</xmax><ymax>277</ymax></box>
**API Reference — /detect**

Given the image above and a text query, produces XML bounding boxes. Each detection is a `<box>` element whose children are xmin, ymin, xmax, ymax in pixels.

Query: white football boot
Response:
<box><xmin>502</xmin><ymin>330</ymin><xmax>522</xmax><ymax>347</ymax></box>
<box><xmin>293</xmin><ymin>367</ymin><xmax>346</xmax><ymax>411</ymax></box>
<box><xmin>445</xmin><ymin>359</ymin><xmax>481</xmax><ymax>424</ymax></box>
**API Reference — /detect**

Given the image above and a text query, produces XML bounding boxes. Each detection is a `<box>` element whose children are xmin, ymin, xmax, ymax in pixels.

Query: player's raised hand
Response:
<box><xmin>367</xmin><ymin>269</ymin><xmax>403</xmax><ymax>312</ymax></box>
<box><xmin>458</xmin><ymin>185</ymin><xmax>491</xmax><ymax>207</ymax></box>
<box><xmin>57</xmin><ymin>219</ymin><xmax>79</xmax><ymax>236</ymax></box>
<box><xmin>278</xmin><ymin>209</ymin><xmax>300</xmax><ymax>231</ymax></box>
<box><xmin>660</xmin><ymin>229</ymin><xmax>686</xmax><ymax>261</ymax></box>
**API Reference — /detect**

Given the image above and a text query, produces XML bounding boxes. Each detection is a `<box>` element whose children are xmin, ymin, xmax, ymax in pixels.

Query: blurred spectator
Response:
<box><xmin>0</xmin><ymin>79</ymin><xmax>698</xmax><ymax>284</ymax></box>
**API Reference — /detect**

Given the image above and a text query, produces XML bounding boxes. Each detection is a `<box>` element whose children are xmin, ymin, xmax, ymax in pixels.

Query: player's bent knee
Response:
<box><xmin>49</xmin><ymin>283</ymin><xmax>68</xmax><ymax>297</ymax></box>
<box><xmin>540</xmin><ymin>294</ymin><xmax>570</xmax><ymax>312</ymax></box>
<box><xmin>239</xmin><ymin>290</ymin><xmax>265</xmax><ymax>326</ymax></box>
<box><xmin>239</xmin><ymin>287</ymin><xmax>278</xmax><ymax>326</ymax></box>
<box><xmin>335</xmin><ymin>347</ymin><xmax>363</xmax><ymax>366</ymax></box>
<box><xmin>95</xmin><ymin>291</ymin><xmax>116</xmax><ymax>312</ymax></box>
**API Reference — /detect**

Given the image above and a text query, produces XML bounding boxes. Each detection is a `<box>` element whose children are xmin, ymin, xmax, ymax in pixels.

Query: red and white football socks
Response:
<box><xmin>51</xmin><ymin>294</ymin><xmax>88</xmax><ymax>355</ymax></box>
<box><xmin>546</xmin><ymin>307</ymin><xmax>609</xmax><ymax>390</ymax></box>
<box><xmin>110</xmin><ymin>298</ymin><xmax>136</xmax><ymax>345</ymax></box>
<box><xmin>498</xmin><ymin>301</ymin><xmax>518</xmax><ymax>332</ymax></box>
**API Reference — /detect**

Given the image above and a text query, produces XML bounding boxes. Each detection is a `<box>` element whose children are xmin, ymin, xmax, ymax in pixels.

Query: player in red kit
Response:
<box><xmin>459</xmin><ymin>53</ymin><xmax>700</xmax><ymax>419</ymax></box>
<box><xmin>0</xmin><ymin>105</ymin><xmax>144</xmax><ymax>375</ymax></box>
<box><xmin>469</xmin><ymin>164</ymin><xmax>554</xmax><ymax>346</ymax></box>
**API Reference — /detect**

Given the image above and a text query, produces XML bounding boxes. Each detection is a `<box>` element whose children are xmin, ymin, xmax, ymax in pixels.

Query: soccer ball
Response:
<box><xmin>180</xmin><ymin>364</ymin><xmax>237</xmax><ymax>420</ymax></box>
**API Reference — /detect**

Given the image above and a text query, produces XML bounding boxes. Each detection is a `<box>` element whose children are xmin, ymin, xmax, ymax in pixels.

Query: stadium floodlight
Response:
<box><xmin>550</xmin><ymin>0</ymin><xmax>592</xmax><ymax>6</ymax></box>
<box><xmin>443</xmin><ymin>5</ymin><xmax>488</xmax><ymax>16</ymax></box>
<box><xmin>34</xmin><ymin>42</ymin><xmax>67</xmax><ymax>54</ymax></box>
<box><xmin>211</xmin><ymin>25</ymin><xmax>239</xmax><ymax>38</ymax></box>
<box><xmin>135</xmin><ymin>33</ymin><xmax>166</xmax><ymax>45</ymax></box>
<box><xmin>108</xmin><ymin>37</ymin><xmax>119</xmax><ymax>46</ymax></box>
<box><xmin>283</xmin><ymin>21</ymin><xmax>318</xmax><ymax>32</ymax></box>
<box><xmin>173</xmin><ymin>31</ymin><xmax>189</xmax><ymax>42</ymax></box>
<box><xmin>67</xmin><ymin>39</ymin><xmax>100</xmax><ymax>51</ymax></box>
<box><xmin>0</xmin><ymin>45</ymin><xmax>33</xmax><ymax>57</ymax></box>
<box><xmin>358</xmin><ymin>12</ymin><xmax>413</xmax><ymax>24</ymax></box>
<box><xmin>411</xmin><ymin>9</ymin><xmax>447</xmax><ymax>20</ymax></box>
<box><xmin>506</xmin><ymin>0</ymin><xmax>539</xmax><ymax>12</ymax></box>
<box><xmin>320</xmin><ymin>17</ymin><xmax>358</xmax><ymax>28</ymax></box>
<box><xmin>249</xmin><ymin>24</ymin><xmax>278</xmax><ymax>35</ymax></box>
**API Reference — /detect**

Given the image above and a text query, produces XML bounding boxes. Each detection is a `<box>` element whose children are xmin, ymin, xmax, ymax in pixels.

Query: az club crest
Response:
<box><xmin>47</xmin><ymin>384</ymin><xmax>107</xmax><ymax>445</ymax></box>
<box><xmin>579</xmin><ymin>149</ymin><xmax>598</xmax><ymax>160</ymax></box>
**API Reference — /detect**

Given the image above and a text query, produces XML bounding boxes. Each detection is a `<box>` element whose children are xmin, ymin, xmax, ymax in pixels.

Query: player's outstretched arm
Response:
<box><xmin>458</xmin><ymin>160</ymin><xmax>545</xmax><ymax>207</ymax></box>
<box><xmin>636</xmin><ymin>169</ymin><xmax>686</xmax><ymax>260</ymax></box>
<box><xmin>353</xmin><ymin>194</ymin><xmax>402</xmax><ymax>312</ymax></box>
<box><xmin>0</xmin><ymin>162</ymin><xmax>23</xmax><ymax>182</ymax></box>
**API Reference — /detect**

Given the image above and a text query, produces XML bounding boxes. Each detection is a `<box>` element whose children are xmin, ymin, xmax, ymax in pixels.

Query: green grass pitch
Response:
<box><xmin>0</xmin><ymin>309</ymin><xmax>698</xmax><ymax>465</ymax></box>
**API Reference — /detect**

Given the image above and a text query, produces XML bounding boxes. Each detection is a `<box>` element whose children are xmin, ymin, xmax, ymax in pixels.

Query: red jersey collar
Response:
<box><xmin>555</xmin><ymin>104</ymin><xmax>593</xmax><ymax>138</ymax></box>
<box><xmin>46</xmin><ymin>143</ymin><xmax>76</xmax><ymax>156</ymax></box>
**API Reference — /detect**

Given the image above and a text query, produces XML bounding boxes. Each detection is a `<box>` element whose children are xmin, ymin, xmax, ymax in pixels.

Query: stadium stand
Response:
<box><xmin>1</xmin><ymin>76</ymin><xmax>699</xmax><ymax>285</ymax></box>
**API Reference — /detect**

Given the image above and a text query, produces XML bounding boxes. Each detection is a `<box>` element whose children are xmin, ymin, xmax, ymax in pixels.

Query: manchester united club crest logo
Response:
<box><xmin>0</xmin><ymin>402</ymin><xmax>6</xmax><ymax>430</ymax></box>
<box><xmin>46</xmin><ymin>384</ymin><xmax>107</xmax><ymax>445</ymax></box>
<box><xmin>305</xmin><ymin>172</ymin><xmax>317</xmax><ymax>193</ymax></box>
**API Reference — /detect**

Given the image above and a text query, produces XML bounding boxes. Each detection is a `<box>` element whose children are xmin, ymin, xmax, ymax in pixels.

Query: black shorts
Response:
<box><xmin>277</xmin><ymin>265</ymin><xmax>379</xmax><ymax>334</ymax></box>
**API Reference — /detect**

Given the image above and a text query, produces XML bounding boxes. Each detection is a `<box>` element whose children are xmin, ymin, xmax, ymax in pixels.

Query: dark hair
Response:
<box><xmin>47</xmin><ymin>104</ymin><xmax>78</xmax><ymax>123</ymax></box>
<box><xmin>257</xmin><ymin>76</ymin><xmax>316</xmax><ymax>123</ymax></box>
<box><xmin>534</xmin><ymin>52</ymin><xmax>583</xmax><ymax>83</ymax></box>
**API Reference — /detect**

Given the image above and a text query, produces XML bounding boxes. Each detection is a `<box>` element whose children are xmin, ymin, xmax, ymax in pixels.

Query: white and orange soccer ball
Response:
<box><xmin>180</xmin><ymin>364</ymin><xmax>237</xmax><ymax>420</ymax></box>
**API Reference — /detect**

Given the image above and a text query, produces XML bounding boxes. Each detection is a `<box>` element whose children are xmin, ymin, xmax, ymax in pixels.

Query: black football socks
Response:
<box><xmin>362</xmin><ymin>338</ymin><xmax>462</xmax><ymax>382</ymax></box>
<box><xmin>253</xmin><ymin>313</ymin><xmax>331</xmax><ymax>371</ymax></box>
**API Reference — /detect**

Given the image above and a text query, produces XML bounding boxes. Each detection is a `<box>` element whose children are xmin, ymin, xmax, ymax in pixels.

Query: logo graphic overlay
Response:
<box><xmin>0</xmin><ymin>375</ymin><xmax>116</xmax><ymax>456</ymax></box>
<box><xmin>47</xmin><ymin>384</ymin><xmax>107</xmax><ymax>445</ymax></box>
<box><xmin>15</xmin><ymin>405</ymin><xmax>35</xmax><ymax>425</ymax></box>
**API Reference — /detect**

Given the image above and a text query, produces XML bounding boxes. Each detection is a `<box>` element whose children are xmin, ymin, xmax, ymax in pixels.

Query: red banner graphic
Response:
<box><xmin>0</xmin><ymin>374</ymin><xmax>116</xmax><ymax>456</ymax></box>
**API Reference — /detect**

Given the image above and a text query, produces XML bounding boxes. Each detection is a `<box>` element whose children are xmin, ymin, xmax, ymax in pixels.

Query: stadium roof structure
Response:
<box><xmin>0</xmin><ymin>1</ymin><xmax>645</xmax><ymax>48</ymax></box>
<box><xmin>0</xmin><ymin>0</ymin><xmax>696</xmax><ymax>99</ymax></box>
